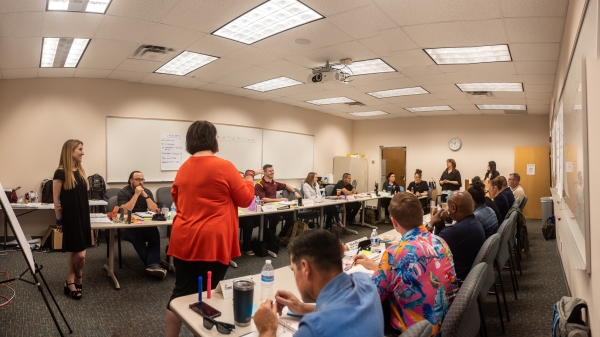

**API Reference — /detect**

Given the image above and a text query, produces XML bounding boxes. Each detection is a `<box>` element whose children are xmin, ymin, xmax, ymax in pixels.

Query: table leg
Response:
<box><xmin>103</xmin><ymin>228</ymin><xmax>121</xmax><ymax>290</ymax></box>
<box><xmin>353</xmin><ymin>200</ymin><xmax>377</xmax><ymax>229</ymax></box>
<box><xmin>319</xmin><ymin>206</ymin><xmax>324</xmax><ymax>229</ymax></box>
<box><xmin>258</xmin><ymin>215</ymin><xmax>264</xmax><ymax>241</ymax></box>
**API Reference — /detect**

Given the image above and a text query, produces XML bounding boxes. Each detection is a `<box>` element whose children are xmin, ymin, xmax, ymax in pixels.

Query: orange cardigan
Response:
<box><xmin>167</xmin><ymin>156</ymin><xmax>255</xmax><ymax>264</ymax></box>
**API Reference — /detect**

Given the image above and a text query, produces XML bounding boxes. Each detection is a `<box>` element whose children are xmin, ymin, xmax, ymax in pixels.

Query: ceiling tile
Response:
<box><xmin>0</xmin><ymin>12</ymin><xmax>42</xmax><ymax>37</ymax></box>
<box><xmin>300</xmin><ymin>0</ymin><xmax>371</xmax><ymax>16</ymax></box>
<box><xmin>140</xmin><ymin>73</ymin><xmax>179</xmax><ymax>86</ymax></box>
<box><xmin>38</xmin><ymin>68</ymin><xmax>76</xmax><ymax>77</ymax></box>
<box><xmin>442</xmin><ymin>98</ymin><xmax>473</xmax><ymax>105</ymax></box>
<box><xmin>285</xmin><ymin>41</ymin><xmax>379</xmax><ymax>69</ymax></box>
<box><xmin>198</xmin><ymin>83</ymin><xmax>238</xmax><ymax>93</ymax></box>
<box><xmin>526</xmin><ymin>92</ymin><xmax>552</xmax><ymax>99</ymax></box>
<box><xmin>385</xmin><ymin>49</ymin><xmax>435</xmax><ymax>69</ymax></box>
<box><xmin>346</xmin><ymin>72</ymin><xmax>404</xmax><ymax>87</ymax></box>
<box><xmin>413</xmin><ymin>111</ymin><xmax>461</xmax><ymax>117</ymax></box>
<box><xmin>527</xmin><ymin>98</ymin><xmax>551</xmax><ymax>105</ymax></box>
<box><xmin>408</xmin><ymin>73</ymin><xmax>453</xmax><ymax>85</ymax></box>
<box><xmin>0</xmin><ymin>37</ymin><xmax>41</xmax><ymax>69</ymax></box>
<box><xmin>470</xmin><ymin>98</ymin><xmax>526</xmax><ymax>105</ymax></box>
<box><xmin>359</xmin><ymin>28</ymin><xmax>419</xmax><ymax>57</ymax></box>
<box><xmin>257</xmin><ymin>59</ymin><xmax>308</xmax><ymax>76</ymax></box>
<box><xmin>187</xmin><ymin>57</ymin><xmax>254</xmax><ymax>82</ymax></box>
<box><xmin>449</xmin><ymin>104</ymin><xmax>480</xmax><ymax>111</ymax></box>
<box><xmin>499</xmin><ymin>0</ymin><xmax>568</xmax><ymax>17</ymax></box>
<box><xmin>439</xmin><ymin>62</ymin><xmax>517</xmax><ymax>76</ymax></box>
<box><xmin>247</xmin><ymin>92</ymin><xmax>284</xmax><ymax>101</ymax></box>
<box><xmin>490</xmin><ymin>92</ymin><xmax>526</xmax><ymax>99</ymax></box>
<box><xmin>1</xmin><ymin>68</ymin><xmax>38</xmax><ymax>79</ymax></box>
<box><xmin>94</xmin><ymin>16</ymin><xmax>156</xmax><ymax>43</ymax></box>
<box><xmin>515</xmin><ymin>61</ymin><xmax>557</xmax><ymax>75</ymax></box>
<box><xmin>519</xmin><ymin>74</ymin><xmax>556</xmax><ymax>85</ymax></box>
<box><xmin>480</xmin><ymin>109</ymin><xmax>507</xmax><ymax>115</ymax></box>
<box><xmin>505</xmin><ymin>18</ymin><xmax>565</xmax><ymax>43</ymax></box>
<box><xmin>186</xmin><ymin>34</ymin><xmax>246</xmax><ymax>57</ymax></box>
<box><xmin>78</xmin><ymin>39</ymin><xmax>140</xmax><ymax>70</ymax></box>
<box><xmin>457</xmin><ymin>110</ymin><xmax>483</xmax><ymax>115</ymax></box>
<box><xmin>390</xmin><ymin>98</ymin><xmax>447</xmax><ymax>107</ymax></box>
<box><xmin>509</xmin><ymin>43</ymin><xmax>560</xmax><ymax>61</ymax></box>
<box><xmin>143</xmin><ymin>24</ymin><xmax>204</xmax><ymax>49</ymax></box>
<box><xmin>170</xmin><ymin>76</ymin><xmax>208</xmax><ymax>89</ymax></box>
<box><xmin>74</xmin><ymin>68</ymin><xmax>112</xmax><ymax>78</ymax></box>
<box><xmin>402</xmin><ymin>19</ymin><xmax>507</xmax><ymax>48</ymax></box>
<box><xmin>116</xmin><ymin>59</ymin><xmax>163</xmax><ymax>72</ymax></box>
<box><xmin>527</xmin><ymin>104</ymin><xmax>550</xmax><ymax>111</ymax></box>
<box><xmin>353</xmin><ymin>76</ymin><xmax>419</xmax><ymax>92</ymax></box>
<box><xmin>421</xmin><ymin>84</ymin><xmax>462</xmax><ymax>93</ymax></box>
<box><xmin>214</xmin><ymin>66</ymin><xmax>280</xmax><ymax>87</ymax></box>
<box><xmin>42</xmin><ymin>12</ymin><xmax>104</xmax><ymax>37</ymax></box>
<box><xmin>328</xmin><ymin>4</ymin><xmax>397</xmax><ymax>39</ymax></box>
<box><xmin>443</xmin><ymin>71</ymin><xmax>519</xmax><ymax>83</ymax></box>
<box><xmin>108</xmin><ymin>70</ymin><xmax>147</xmax><ymax>82</ymax></box>
<box><xmin>106</xmin><ymin>0</ymin><xmax>179</xmax><ymax>22</ymax></box>
<box><xmin>225</xmin><ymin>46</ymin><xmax>280</xmax><ymax>66</ymax></box>
<box><xmin>524</xmin><ymin>84</ymin><xmax>554</xmax><ymax>92</ymax></box>
<box><xmin>272</xmin><ymin>83</ymin><xmax>323</xmax><ymax>97</ymax></box>
<box><xmin>433</xmin><ymin>92</ymin><xmax>469</xmax><ymax>100</ymax></box>
<box><xmin>374</xmin><ymin>0</ymin><xmax>501</xmax><ymax>26</ymax></box>
<box><xmin>0</xmin><ymin>0</ymin><xmax>45</xmax><ymax>13</ymax></box>
<box><xmin>160</xmin><ymin>0</ymin><xmax>263</xmax><ymax>34</ymax></box>
<box><xmin>400</xmin><ymin>65</ymin><xmax>442</xmax><ymax>77</ymax></box>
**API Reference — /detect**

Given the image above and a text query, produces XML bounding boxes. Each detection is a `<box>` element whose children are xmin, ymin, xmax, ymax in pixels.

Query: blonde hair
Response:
<box><xmin>57</xmin><ymin>139</ymin><xmax>88</xmax><ymax>190</ymax></box>
<box><xmin>304</xmin><ymin>172</ymin><xmax>317</xmax><ymax>186</ymax></box>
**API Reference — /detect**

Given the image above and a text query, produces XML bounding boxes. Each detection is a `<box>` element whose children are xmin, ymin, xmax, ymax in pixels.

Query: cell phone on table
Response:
<box><xmin>189</xmin><ymin>301</ymin><xmax>222</xmax><ymax>318</ymax></box>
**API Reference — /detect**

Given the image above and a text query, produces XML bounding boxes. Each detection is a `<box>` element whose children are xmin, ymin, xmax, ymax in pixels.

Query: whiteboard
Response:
<box><xmin>106</xmin><ymin>118</ymin><xmax>263</xmax><ymax>182</ymax></box>
<box><xmin>0</xmin><ymin>182</ymin><xmax>36</xmax><ymax>273</ymax></box>
<box><xmin>262</xmin><ymin>130</ymin><xmax>314</xmax><ymax>179</ymax></box>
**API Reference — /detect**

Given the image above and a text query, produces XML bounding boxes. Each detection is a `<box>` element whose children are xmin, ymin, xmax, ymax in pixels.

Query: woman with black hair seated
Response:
<box><xmin>380</xmin><ymin>172</ymin><xmax>404</xmax><ymax>223</ymax></box>
<box><xmin>407</xmin><ymin>169</ymin><xmax>429</xmax><ymax>210</ymax></box>
<box><xmin>472</xmin><ymin>176</ymin><xmax>502</xmax><ymax>225</ymax></box>
<box><xmin>484</xmin><ymin>161</ymin><xmax>500</xmax><ymax>181</ymax></box>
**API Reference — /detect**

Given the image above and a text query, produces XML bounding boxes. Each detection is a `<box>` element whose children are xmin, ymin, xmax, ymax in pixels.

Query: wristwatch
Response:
<box><xmin>144</xmin><ymin>195</ymin><xmax>150</xmax><ymax>199</ymax></box>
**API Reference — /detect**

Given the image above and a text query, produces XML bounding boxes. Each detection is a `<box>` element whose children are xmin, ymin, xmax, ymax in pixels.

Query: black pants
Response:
<box><xmin>267</xmin><ymin>213</ymin><xmax>294</xmax><ymax>237</ymax></box>
<box><xmin>345</xmin><ymin>202</ymin><xmax>361</xmax><ymax>224</ymax></box>
<box><xmin>379</xmin><ymin>198</ymin><xmax>391</xmax><ymax>218</ymax></box>
<box><xmin>239</xmin><ymin>217</ymin><xmax>260</xmax><ymax>252</ymax></box>
<box><xmin>324</xmin><ymin>205</ymin><xmax>341</xmax><ymax>229</ymax></box>
<box><xmin>167</xmin><ymin>258</ymin><xmax>228</xmax><ymax>309</ymax></box>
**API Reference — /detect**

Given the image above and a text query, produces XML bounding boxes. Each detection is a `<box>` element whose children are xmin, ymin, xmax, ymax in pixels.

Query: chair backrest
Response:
<box><xmin>519</xmin><ymin>195</ymin><xmax>528</xmax><ymax>211</ymax></box>
<box><xmin>156</xmin><ymin>187</ymin><xmax>173</xmax><ymax>209</ymax></box>
<box><xmin>472</xmin><ymin>233</ymin><xmax>501</xmax><ymax>300</ymax></box>
<box><xmin>108</xmin><ymin>196</ymin><xmax>118</xmax><ymax>211</ymax></box>
<box><xmin>106</xmin><ymin>188</ymin><xmax>121</xmax><ymax>200</ymax></box>
<box><xmin>507</xmin><ymin>211</ymin><xmax>518</xmax><ymax>247</ymax></box>
<box><xmin>282</xmin><ymin>189</ymin><xmax>298</xmax><ymax>201</ymax></box>
<box><xmin>276</xmin><ymin>190</ymin><xmax>283</xmax><ymax>199</ymax></box>
<box><xmin>495</xmin><ymin>213</ymin><xmax>515</xmax><ymax>266</ymax></box>
<box><xmin>441</xmin><ymin>263</ymin><xmax>488</xmax><ymax>337</ymax></box>
<box><xmin>325</xmin><ymin>184</ymin><xmax>334</xmax><ymax>196</ymax></box>
<box><xmin>401</xmin><ymin>320</ymin><xmax>433</xmax><ymax>337</ymax></box>
<box><xmin>512</xmin><ymin>198</ymin><xmax>521</xmax><ymax>209</ymax></box>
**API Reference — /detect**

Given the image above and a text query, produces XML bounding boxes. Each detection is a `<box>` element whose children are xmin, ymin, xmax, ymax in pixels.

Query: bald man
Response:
<box><xmin>430</xmin><ymin>191</ymin><xmax>486</xmax><ymax>280</ymax></box>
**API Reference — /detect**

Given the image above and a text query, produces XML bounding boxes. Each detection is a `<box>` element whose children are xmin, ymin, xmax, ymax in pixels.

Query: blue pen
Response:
<box><xmin>198</xmin><ymin>276</ymin><xmax>203</xmax><ymax>302</ymax></box>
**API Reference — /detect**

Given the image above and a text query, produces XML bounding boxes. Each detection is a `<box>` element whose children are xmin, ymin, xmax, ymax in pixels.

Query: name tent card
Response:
<box><xmin>370</xmin><ymin>193</ymin><xmax>377</xmax><ymax>198</ymax></box>
<box><xmin>302</xmin><ymin>199</ymin><xmax>314</xmax><ymax>206</ymax></box>
<box><xmin>262</xmin><ymin>205</ymin><xmax>277</xmax><ymax>212</ymax></box>
<box><xmin>215</xmin><ymin>277</ymin><xmax>254</xmax><ymax>299</ymax></box>
<box><xmin>345</xmin><ymin>237</ymin><xmax>368</xmax><ymax>251</ymax></box>
<box><xmin>347</xmin><ymin>195</ymin><xmax>356</xmax><ymax>201</ymax></box>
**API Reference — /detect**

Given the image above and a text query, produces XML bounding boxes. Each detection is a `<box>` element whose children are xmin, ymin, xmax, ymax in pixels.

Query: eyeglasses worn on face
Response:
<box><xmin>133</xmin><ymin>178</ymin><xmax>145</xmax><ymax>182</ymax></box>
<box><xmin>202</xmin><ymin>315</ymin><xmax>235</xmax><ymax>334</ymax></box>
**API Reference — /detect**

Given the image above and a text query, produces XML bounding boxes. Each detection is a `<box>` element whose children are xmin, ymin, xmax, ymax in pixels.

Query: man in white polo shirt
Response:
<box><xmin>508</xmin><ymin>173</ymin><xmax>525</xmax><ymax>203</ymax></box>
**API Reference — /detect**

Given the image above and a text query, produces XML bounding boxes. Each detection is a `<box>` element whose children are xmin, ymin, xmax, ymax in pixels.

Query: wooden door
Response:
<box><xmin>382</xmin><ymin>148</ymin><xmax>406</xmax><ymax>189</ymax></box>
<box><xmin>514</xmin><ymin>146</ymin><xmax>551</xmax><ymax>219</ymax></box>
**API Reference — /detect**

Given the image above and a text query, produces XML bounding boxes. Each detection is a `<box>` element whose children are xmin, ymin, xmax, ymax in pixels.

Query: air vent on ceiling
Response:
<box><xmin>130</xmin><ymin>45</ymin><xmax>177</xmax><ymax>62</ymax></box>
<box><xmin>504</xmin><ymin>110</ymin><xmax>528</xmax><ymax>115</ymax></box>
<box><xmin>466</xmin><ymin>91</ymin><xmax>494</xmax><ymax>98</ymax></box>
<box><xmin>345</xmin><ymin>101</ymin><xmax>365</xmax><ymax>106</ymax></box>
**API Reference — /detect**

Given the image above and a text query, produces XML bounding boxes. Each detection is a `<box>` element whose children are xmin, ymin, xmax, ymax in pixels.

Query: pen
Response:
<box><xmin>353</xmin><ymin>249</ymin><xmax>360</xmax><ymax>267</ymax></box>
<box><xmin>207</xmin><ymin>271</ymin><xmax>212</xmax><ymax>299</ymax></box>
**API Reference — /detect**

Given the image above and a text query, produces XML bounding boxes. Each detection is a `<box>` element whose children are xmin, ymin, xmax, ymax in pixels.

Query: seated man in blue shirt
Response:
<box><xmin>117</xmin><ymin>171</ymin><xmax>166</xmax><ymax>279</ymax></box>
<box><xmin>253</xmin><ymin>229</ymin><xmax>384</xmax><ymax>337</ymax></box>
<box><xmin>430</xmin><ymin>191</ymin><xmax>486</xmax><ymax>281</ymax></box>
<box><xmin>468</xmin><ymin>182</ymin><xmax>499</xmax><ymax>238</ymax></box>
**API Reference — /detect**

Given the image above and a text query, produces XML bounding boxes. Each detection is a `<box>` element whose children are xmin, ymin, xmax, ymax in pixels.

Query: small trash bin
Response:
<box><xmin>541</xmin><ymin>197</ymin><xmax>553</xmax><ymax>221</ymax></box>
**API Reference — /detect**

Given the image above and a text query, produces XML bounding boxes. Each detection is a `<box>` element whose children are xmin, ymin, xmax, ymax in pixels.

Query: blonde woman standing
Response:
<box><xmin>53</xmin><ymin>139</ymin><xmax>90</xmax><ymax>300</ymax></box>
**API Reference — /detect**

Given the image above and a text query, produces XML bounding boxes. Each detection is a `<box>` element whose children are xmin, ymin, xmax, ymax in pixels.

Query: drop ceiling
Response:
<box><xmin>0</xmin><ymin>0</ymin><xmax>568</xmax><ymax>119</ymax></box>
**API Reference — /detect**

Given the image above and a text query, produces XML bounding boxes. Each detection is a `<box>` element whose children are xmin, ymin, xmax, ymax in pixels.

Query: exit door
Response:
<box><xmin>381</xmin><ymin>147</ymin><xmax>407</xmax><ymax>189</ymax></box>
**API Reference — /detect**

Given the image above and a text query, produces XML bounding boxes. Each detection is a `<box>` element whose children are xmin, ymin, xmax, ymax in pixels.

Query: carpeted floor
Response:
<box><xmin>0</xmin><ymin>219</ymin><xmax>568</xmax><ymax>336</ymax></box>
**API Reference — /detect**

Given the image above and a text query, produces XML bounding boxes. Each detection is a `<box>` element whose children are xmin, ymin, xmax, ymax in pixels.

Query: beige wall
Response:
<box><xmin>351</xmin><ymin>115</ymin><xmax>549</xmax><ymax>194</ymax></box>
<box><xmin>0</xmin><ymin>78</ymin><xmax>352</xmax><ymax>236</ymax></box>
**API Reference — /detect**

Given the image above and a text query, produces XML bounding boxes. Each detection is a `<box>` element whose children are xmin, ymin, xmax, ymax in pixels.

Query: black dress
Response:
<box><xmin>53</xmin><ymin>169</ymin><xmax>91</xmax><ymax>252</ymax></box>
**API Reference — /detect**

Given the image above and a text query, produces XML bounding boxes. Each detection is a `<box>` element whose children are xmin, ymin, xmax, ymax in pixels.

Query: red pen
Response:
<box><xmin>207</xmin><ymin>271</ymin><xmax>212</xmax><ymax>299</ymax></box>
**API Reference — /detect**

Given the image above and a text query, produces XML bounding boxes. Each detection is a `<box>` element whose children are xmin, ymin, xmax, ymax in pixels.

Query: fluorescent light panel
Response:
<box><xmin>477</xmin><ymin>104</ymin><xmax>527</xmax><ymax>110</ymax></box>
<box><xmin>405</xmin><ymin>106</ymin><xmax>453</xmax><ymax>112</ymax></box>
<box><xmin>333</xmin><ymin>59</ymin><xmax>396</xmax><ymax>76</ymax></box>
<box><xmin>424</xmin><ymin>44</ymin><xmax>512</xmax><ymax>65</ymax></box>
<box><xmin>244</xmin><ymin>76</ymin><xmax>303</xmax><ymax>92</ymax></box>
<box><xmin>47</xmin><ymin>0</ymin><xmax>112</xmax><ymax>13</ymax></box>
<box><xmin>212</xmin><ymin>0</ymin><xmax>323</xmax><ymax>44</ymax></box>
<box><xmin>155</xmin><ymin>51</ymin><xmax>219</xmax><ymax>76</ymax></box>
<box><xmin>367</xmin><ymin>86</ymin><xmax>429</xmax><ymax>98</ymax></box>
<box><xmin>306</xmin><ymin>97</ymin><xmax>355</xmax><ymax>105</ymax></box>
<box><xmin>348</xmin><ymin>111</ymin><xmax>389</xmax><ymax>117</ymax></box>
<box><xmin>457</xmin><ymin>83</ymin><xmax>523</xmax><ymax>92</ymax></box>
<box><xmin>41</xmin><ymin>37</ymin><xmax>90</xmax><ymax>68</ymax></box>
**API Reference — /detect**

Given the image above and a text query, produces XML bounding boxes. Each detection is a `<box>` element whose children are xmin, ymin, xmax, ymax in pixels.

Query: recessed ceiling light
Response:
<box><xmin>155</xmin><ymin>51</ymin><xmax>219</xmax><ymax>76</ymax></box>
<box><xmin>424</xmin><ymin>44</ymin><xmax>512</xmax><ymax>65</ymax></box>
<box><xmin>348</xmin><ymin>111</ymin><xmax>389</xmax><ymax>117</ymax></box>
<box><xmin>456</xmin><ymin>83</ymin><xmax>523</xmax><ymax>92</ymax></box>
<box><xmin>333</xmin><ymin>59</ymin><xmax>396</xmax><ymax>76</ymax></box>
<box><xmin>47</xmin><ymin>0</ymin><xmax>112</xmax><ymax>14</ymax></box>
<box><xmin>306</xmin><ymin>97</ymin><xmax>355</xmax><ymax>105</ymax></box>
<box><xmin>244</xmin><ymin>76</ymin><xmax>303</xmax><ymax>92</ymax></box>
<box><xmin>295</xmin><ymin>38</ymin><xmax>311</xmax><ymax>45</ymax></box>
<box><xmin>40</xmin><ymin>37</ymin><xmax>90</xmax><ymax>68</ymax></box>
<box><xmin>405</xmin><ymin>106</ymin><xmax>453</xmax><ymax>112</ymax></box>
<box><xmin>367</xmin><ymin>86</ymin><xmax>429</xmax><ymax>98</ymax></box>
<box><xmin>477</xmin><ymin>104</ymin><xmax>527</xmax><ymax>110</ymax></box>
<box><xmin>212</xmin><ymin>0</ymin><xmax>324</xmax><ymax>45</ymax></box>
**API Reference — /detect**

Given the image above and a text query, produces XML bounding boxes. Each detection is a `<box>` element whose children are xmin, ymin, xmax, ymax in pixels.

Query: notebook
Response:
<box><xmin>241</xmin><ymin>309</ymin><xmax>301</xmax><ymax>337</ymax></box>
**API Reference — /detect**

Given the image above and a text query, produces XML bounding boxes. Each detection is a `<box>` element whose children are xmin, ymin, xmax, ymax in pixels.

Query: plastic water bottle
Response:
<box><xmin>370</xmin><ymin>229</ymin><xmax>380</xmax><ymax>253</ymax></box>
<box><xmin>254</xmin><ymin>196</ymin><xmax>261</xmax><ymax>212</ymax></box>
<box><xmin>260</xmin><ymin>260</ymin><xmax>274</xmax><ymax>302</ymax></box>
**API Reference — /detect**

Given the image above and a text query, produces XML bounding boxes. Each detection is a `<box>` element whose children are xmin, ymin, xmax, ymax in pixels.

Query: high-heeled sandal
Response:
<box><xmin>63</xmin><ymin>281</ymin><xmax>81</xmax><ymax>300</ymax></box>
<box><xmin>74</xmin><ymin>275</ymin><xmax>83</xmax><ymax>291</ymax></box>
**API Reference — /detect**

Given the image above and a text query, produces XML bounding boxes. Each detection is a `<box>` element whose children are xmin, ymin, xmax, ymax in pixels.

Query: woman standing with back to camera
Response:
<box><xmin>53</xmin><ymin>139</ymin><xmax>90</xmax><ymax>300</ymax></box>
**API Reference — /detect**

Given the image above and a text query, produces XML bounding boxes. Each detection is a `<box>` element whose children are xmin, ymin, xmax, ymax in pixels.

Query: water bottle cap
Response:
<box><xmin>266</xmin><ymin>260</ymin><xmax>271</xmax><ymax>264</ymax></box>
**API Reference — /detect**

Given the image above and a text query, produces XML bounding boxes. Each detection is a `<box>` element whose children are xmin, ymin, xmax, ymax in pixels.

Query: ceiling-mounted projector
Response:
<box><xmin>307</xmin><ymin>70</ymin><xmax>348</xmax><ymax>84</ymax></box>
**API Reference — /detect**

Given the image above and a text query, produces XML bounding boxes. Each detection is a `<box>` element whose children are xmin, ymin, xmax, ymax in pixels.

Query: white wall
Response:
<box><xmin>351</xmin><ymin>115</ymin><xmax>549</xmax><ymax>192</ymax></box>
<box><xmin>0</xmin><ymin>78</ymin><xmax>352</xmax><ymax>236</ymax></box>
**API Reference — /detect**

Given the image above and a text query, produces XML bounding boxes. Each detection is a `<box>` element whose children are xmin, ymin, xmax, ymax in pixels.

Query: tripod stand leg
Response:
<box><xmin>33</xmin><ymin>275</ymin><xmax>66</xmax><ymax>337</ymax></box>
<box><xmin>38</xmin><ymin>268</ymin><xmax>73</xmax><ymax>334</ymax></box>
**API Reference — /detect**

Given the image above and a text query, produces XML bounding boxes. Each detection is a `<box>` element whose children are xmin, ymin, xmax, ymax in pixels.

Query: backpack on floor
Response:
<box><xmin>279</xmin><ymin>221</ymin><xmax>309</xmax><ymax>247</ymax></box>
<box><xmin>552</xmin><ymin>296</ymin><xmax>590</xmax><ymax>337</ymax></box>
<box><xmin>87</xmin><ymin>174</ymin><xmax>107</xmax><ymax>201</ymax></box>
<box><xmin>364</xmin><ymin>208</ymin><xmax>377</xmax><ymax>226</ymax></box>
<box><xmin>250</xmin><ymin>229</ymin><xmax>280</xmax><ymax>257</ymax></box>
<box><xmin>40</xmin><ymin>178</ymin><xmax>54</xmax><ymax>203</ymax></box>
<box><xmin>543</xmin><ymin>215</ymin><xmax>556</xmax><ymax>241</ymax></box>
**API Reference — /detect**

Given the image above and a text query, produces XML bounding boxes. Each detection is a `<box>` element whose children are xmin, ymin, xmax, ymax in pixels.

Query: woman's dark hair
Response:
<box><xmin>472</xmin><ymin>176</ymin><xmax>483</xmax><ymax>186</ymax></box>
<box><xmin>415</xmin><ymin>169</ymin><xmax>422</xmax><ymax>178</ymax></box>
<box><xmin>386</xmin><ymin>172</ymin><xmax>394</xmax><ymax>180</ymax></box>
<box><xmin>288</xmin><ymin>229</ymin><xmax>342</xmax><ymax>273</ymax></box>
<box><xmin>186</xmin><ymin>120</ymin><xmax>219</xmax><ymax>155</ymax></box>
<box><xmin>488</xmin><ymin>161</ymin><xmax>497</xmax><ymax>173</ymax></box>
<box><xmin>447</xmin><ymin>159</ymin><xmax>456</xmax><ymax>170</ymax></box>
<box><xmin>468</xmin><ymin>179</ymin><xmax>486</xmax><ymax>205</ymax></box>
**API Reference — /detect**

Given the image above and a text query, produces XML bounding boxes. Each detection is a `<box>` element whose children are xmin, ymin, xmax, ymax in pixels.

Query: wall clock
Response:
<box><xmin>449</xmin><ymin>137</ymin><xmax>462</xmax><ymax>151</ymax></box>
